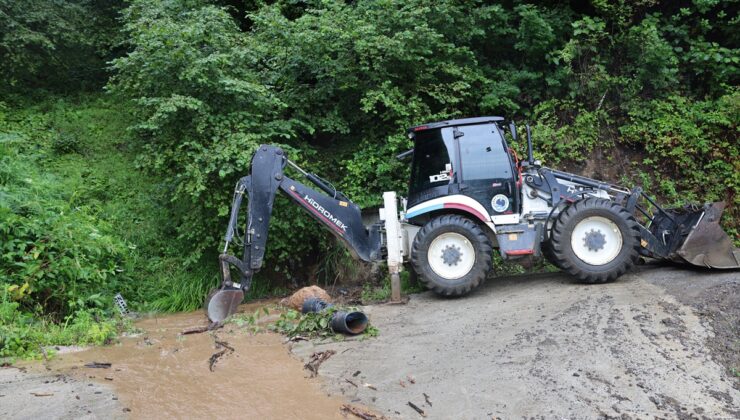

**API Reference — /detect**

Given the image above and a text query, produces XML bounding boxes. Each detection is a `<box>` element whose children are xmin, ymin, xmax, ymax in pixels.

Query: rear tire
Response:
<box><xmin>550</xmin><ymin>198</ymin><xmax>640</xmax><ymax>283</ymax></box>
<box><xmin>543</xmin><ymin>206</ymin><xmax>571</xmax><ymax>270</ymax></box>
<box><xmin>410</xmin><ymin>215</ymin><xmax>492</xmax><ymax>296</ymax></box>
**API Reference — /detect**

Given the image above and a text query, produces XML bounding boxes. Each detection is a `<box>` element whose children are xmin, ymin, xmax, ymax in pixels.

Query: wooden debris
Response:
<box><xmin>408</xmin><ymin>401</ymin><xmax>426</xmax><ymax>417</ymax></box>
<box><xmin>208</xmin><ymin>350</ymin><xmax>227</xmax><ymax>372</ymax></box>
<box><xmin>288</xmin><ymin>335</ymin><xmax>308</xmax><ymax>342</ymax></box>
<box><xmin>304</xmin><ymin>350</ymin><xmax>336</xmax><ymax>377</ymax></box>
<box><xmin>340</xmin><ymin>404</ymin><xmax>386</xmax><ymax>420</ymax></box>
<box><xmin>363</xmin><ymin>383</ymin><xmax>377</xmax><ymax>390</ymax></box>
<box><xmin>207</xmin><ymin>322</ymin><xmax>224</xmax><ymax>331</ymax></box>
<box><xmin>423</xmin><ymin>393</ymin><xmax>432</xmax><ymax>406</ymax></box>
<box><xmin>31</xmin><ymin>392</ymin><xmax>54</xmax><ymax>397</ymax></box>
<box><xmin>208</xmin><ymin>339</ymin><xmax>235</xmax><ymax>372</ymax></box>
<box><xmin>215</xmin><ymin>340</ymin><xmax>234</xmax><ymax>352</ymax></box>
<box><xmin>345</xmin><ymin>378</ymin><xmax>358</xmax><ymax>387</ymax></box>
<box><xmin>352</xmin><ymin>370</ymin><xmax>361</xmax><ymax>377</ymax></box>
<box><xmin>39</xmin><ymin>346</ymin><xmax>50</xmax><ymax>370</ymax></box>
<box><xmin>104</xmin><ymin>377</ymin><xmax>114</xmax><ymax>381</ymax></box>
<box><xmin>84</xmin><ymin>362</ymin><xmax>111</xmax><ymax>369</ymax></box>
<box><xmin>181</xmin><ymin>325</ymin><xmax>209</xmax><ymax>335</ymax></box>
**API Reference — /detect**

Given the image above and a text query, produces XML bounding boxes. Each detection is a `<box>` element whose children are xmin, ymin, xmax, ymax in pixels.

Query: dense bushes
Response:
<box><xmin>0</xmin><ymin>103</ymin><xmax>132</xmax><ymax>318</ymax></box>
<box><xmin>0</xmin><ymin>0</ymin><xmax>122</xmax><ymax>92</ymax></box>
<box><xmin>108</xmin><ymin>0</ymin><xmax>739</xmax><ymax>278</ymax></box>
<box><xmin>0</xmin><ymin>99</ymin><xmax>135</xmax><ymax>357</ymax></box>
<box><xmin>1</xmin><ymin>1</ymin><xmax>738</xmax><ymax>357</ymax></box>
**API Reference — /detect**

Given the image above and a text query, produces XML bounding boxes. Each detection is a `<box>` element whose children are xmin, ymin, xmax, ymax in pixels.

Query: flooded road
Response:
<box><xmin>19</xmin><ymin>302</ymin><xmax>346</xmax><ymax>419</ymax></box>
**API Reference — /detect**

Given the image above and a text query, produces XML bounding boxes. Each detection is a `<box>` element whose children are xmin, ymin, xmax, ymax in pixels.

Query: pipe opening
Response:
<box><xmin>332</xmin><ymin>311</ymin><xmax>368</xmax><ymax>335</ymax></box>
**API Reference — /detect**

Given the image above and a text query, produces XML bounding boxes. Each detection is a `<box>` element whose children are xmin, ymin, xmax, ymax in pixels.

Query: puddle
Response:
<box><xmin>29</xmin><ymin>301</ymin><xmax>346</xmax><ymax>419</ymax></box>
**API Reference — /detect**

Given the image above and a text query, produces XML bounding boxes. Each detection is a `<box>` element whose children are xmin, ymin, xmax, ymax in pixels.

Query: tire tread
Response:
<box><xmin>550</xmin><ymin>198</ymin><xmax>640</xmax><ymax>284</ymax></box>
<box><xmin>410</xmin><ymin>215</ymin><xmax>492</xmax><ymax>296</ymax></box>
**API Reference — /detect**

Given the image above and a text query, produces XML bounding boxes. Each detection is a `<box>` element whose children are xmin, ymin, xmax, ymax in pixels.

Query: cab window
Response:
<box><xmin>409</xmin><ymin>128</ymin><xmax>455</xmax><ymax>195</ymax></box>
<box><xmin>458</xmin><ymin>124</ymin><xmax>511</xmax><ymax>181</ymax></box>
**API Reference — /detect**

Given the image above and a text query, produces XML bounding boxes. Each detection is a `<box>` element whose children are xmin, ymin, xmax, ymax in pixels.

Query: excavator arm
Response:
<box><xmin>207</xmin><ymin>145</ymin><xmax>383</xmax><ymax>323</ymax></box>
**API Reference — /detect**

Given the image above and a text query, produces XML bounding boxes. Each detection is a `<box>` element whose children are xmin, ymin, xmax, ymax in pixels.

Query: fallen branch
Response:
<box><xmin>345</xmin><ymin>378</ymin><xmax>358</xmax><ymax>387</ymax></box>
<box><xmin>84</xmin><ymin>362</ymin><xmax>111</xmax><ymax>369</ymax></box>
<box><xmin>208</xmin><ymin>339</ymin><xmax>235</xmax><ymax>372</ymax></box>
<box><xmin>181</xmin><ymin>325</ymin><xmax>209</xmax><ymax>335</ymax></box>
<box><xmin>207</xmin><ymin>321</ymin><xmax>224</xmax><ymax>331</ymax></box>
<box><xmin>303</xmin><ymin>350</ymin><xmax>336</xmax><ymax>377</ymax></box>
<box><xmin>408</xmin><ymin>401</ymin><xmax>426</xmax><ymax>417</ymax></box>
<box><xmin>423</xmin><ymin>393</ymin><xmax>432</xmax><ymax>407</ymax></box>
<box><xmin>208</xmin><ymin>349</ymin><xmax>228</xmax><ymax>372</ymax></box>
<box><xmin>341</xmin><ymin>404</ymin><xmax>386</xmax><ymax>420</ymax></box>
<box><xmin>40</xmin><ymin>346</ymin><xmax>50</xmax><ymax>371</ymax></box>
<box><xmin>215</xmin><ymin>340</ymin><xmax>235</xmax><ymax>352</ymax></box>
<box><xmin>31</xmin><ymin>392</ymin><xmax>54</xmax><ymax>397</ymax></box>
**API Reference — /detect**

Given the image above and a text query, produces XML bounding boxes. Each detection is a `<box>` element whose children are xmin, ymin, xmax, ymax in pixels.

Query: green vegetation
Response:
<box><xmin>361</xmin><ymin>269</ymin><xmax>426</xmax><ymax>303</ymax></box>
<box><xmin>1</xmin><ymin>0</ymin><xmax>738</xmax><ymax>358</ymax></box>
<box><xmin>228</xmin><ymin>305</ymin><xmax>378</xmax><ymax>339</ymax></box>
<box><xmin>269</xmin><ymin>307</ymin><xmax>378</xmax><ymax>339</ymax></box>
<box><xmin>1</xmin><ymin>290</ymin><xmax>120</xmax><ymax>359</ymax></box>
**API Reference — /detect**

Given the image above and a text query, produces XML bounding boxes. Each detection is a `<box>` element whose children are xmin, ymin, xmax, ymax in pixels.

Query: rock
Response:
<box><xmin>280</xmin><ymin>286</ymin><xmax>331</xmax><ymax>310</ymax></box>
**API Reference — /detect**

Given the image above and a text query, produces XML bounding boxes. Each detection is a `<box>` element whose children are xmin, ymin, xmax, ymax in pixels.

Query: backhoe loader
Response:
<box><xmin>206</xmin><ymin>117</ymin><xmax>739</xmax><ymax>323</ymax></box>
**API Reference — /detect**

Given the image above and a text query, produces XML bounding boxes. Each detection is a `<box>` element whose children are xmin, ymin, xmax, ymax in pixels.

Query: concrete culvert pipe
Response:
<box><xmin>301</xmin><ymin>297</ymin><xmax>369</xmax><ymax>335</ymax></box>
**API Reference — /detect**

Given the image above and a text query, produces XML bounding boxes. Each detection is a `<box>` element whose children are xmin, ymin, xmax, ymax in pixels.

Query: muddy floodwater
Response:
<box><xmin>26</xmin><ymin>302</ymin><xmax>346</xmax><ymax>419</ymax></box>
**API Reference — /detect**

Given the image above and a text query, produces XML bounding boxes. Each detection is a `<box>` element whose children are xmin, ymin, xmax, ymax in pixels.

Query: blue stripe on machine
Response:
<box><xmin>405</xmin><ymin>203</ymin><xmax>444</xmax><ymax>219</ymax></box>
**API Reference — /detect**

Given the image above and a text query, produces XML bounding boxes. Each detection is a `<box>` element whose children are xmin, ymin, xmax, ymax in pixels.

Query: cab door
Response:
<box><xmin>455</xmin><ymin>123</ymin><xmax>518</xmax><ymax>219</ymax></box>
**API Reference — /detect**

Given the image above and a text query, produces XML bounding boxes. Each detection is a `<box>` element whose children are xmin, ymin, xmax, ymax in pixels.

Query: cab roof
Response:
<box><xmin>408</xmin><ymin>116</ymin><xmax>505</xmax><ymax>134</ymax></box>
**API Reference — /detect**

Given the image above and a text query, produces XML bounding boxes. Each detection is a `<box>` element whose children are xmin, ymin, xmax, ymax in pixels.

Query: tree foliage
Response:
<box><xmin>107</xmin><ymin>0</ymin><xmax>739</xmax><ymax>275</ymax></box>
<box><xmin>0</xmin><ymin>0</ymin><xmax>123</xmax><ymax>91</ymax></box>
<box><xmin>1</xmin><ymin>1</ymin><xmax>738</xmax><ymax>341</ymax></box>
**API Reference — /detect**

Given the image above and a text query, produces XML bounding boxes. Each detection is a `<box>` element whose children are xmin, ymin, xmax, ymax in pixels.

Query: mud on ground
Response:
<box><xmin>291</xmin><ymin>264</ymin><xmax>739</xmax><ymax>419</ymax></box>
<box><xmin>2</xmin><ymin>302</ymin><xmax>349</xmax><ymax>420</ymax></box>
<box><xmin>646</xmin><ymin>264</ymin><xmax>740</xmax><ymax>391</ymax></box>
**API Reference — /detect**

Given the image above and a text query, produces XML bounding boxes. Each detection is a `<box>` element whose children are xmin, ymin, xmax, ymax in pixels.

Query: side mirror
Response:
<box><xmin>508</xmin><ymin>122</ymin><xmax>517</xmax><ymax>141</ymax></box>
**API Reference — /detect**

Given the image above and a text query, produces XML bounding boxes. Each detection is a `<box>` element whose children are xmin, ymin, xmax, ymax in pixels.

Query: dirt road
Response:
<box><xmin>291</xmin><ymin>264</ymin><xmax>739</xmax><ymax>419</ymax></box>
<box><xmin>2</xmin><ymin>265</ymin><xmax>737</xmax><ymax>419</ymax></box>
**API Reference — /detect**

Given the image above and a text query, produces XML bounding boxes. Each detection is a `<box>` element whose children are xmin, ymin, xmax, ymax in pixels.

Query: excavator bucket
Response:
<box><xmin>205</xmin><ymin>287</ymin><xmax>244</xmax><ymax>325</ymax></box>
<box><xmin>671</xmin><ymin>202</ymin><xmax>740</xmax><ymax>269</ymax></box>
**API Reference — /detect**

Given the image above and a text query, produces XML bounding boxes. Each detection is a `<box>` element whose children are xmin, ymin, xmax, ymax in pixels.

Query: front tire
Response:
<box><xmin>410</xmin><ymin>215</ymin><xmax>492</xmax><ymax>296</ymax></box>
<box><xmin>550</xmin><ymin>198</ymin><xmax>640</xmax><ymax>283</ymax></box>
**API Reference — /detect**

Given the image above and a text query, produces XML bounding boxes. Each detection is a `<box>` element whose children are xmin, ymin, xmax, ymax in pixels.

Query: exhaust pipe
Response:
<box><xmin>301</xmin><ymin>298</ymin><xmax>369</xmax><ymax>335</ymax></box>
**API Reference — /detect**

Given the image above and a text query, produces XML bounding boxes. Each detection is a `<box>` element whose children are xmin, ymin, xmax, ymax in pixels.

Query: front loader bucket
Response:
<box><xmin>673</xmin><ymin>202</ymin><xmax>740</xmax><ymax>269</ymax></box>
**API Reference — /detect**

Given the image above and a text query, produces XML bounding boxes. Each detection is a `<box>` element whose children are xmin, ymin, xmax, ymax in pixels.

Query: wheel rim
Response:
<box><xmin>428</xmin><ymin>232</ymin><xmax>476</xmax><ymax>280</ymax></box>
<box><xmin>570</xmin><ymin>216</ymin><xmax>623</xmax><ymax>266</ymax></box>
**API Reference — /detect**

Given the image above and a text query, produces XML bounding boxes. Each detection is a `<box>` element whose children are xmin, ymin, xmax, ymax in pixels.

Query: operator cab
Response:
<box><xmin>406</xmin><ymin>117</ymin><xmax>519</xmax><ymax>222</ymax></box>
